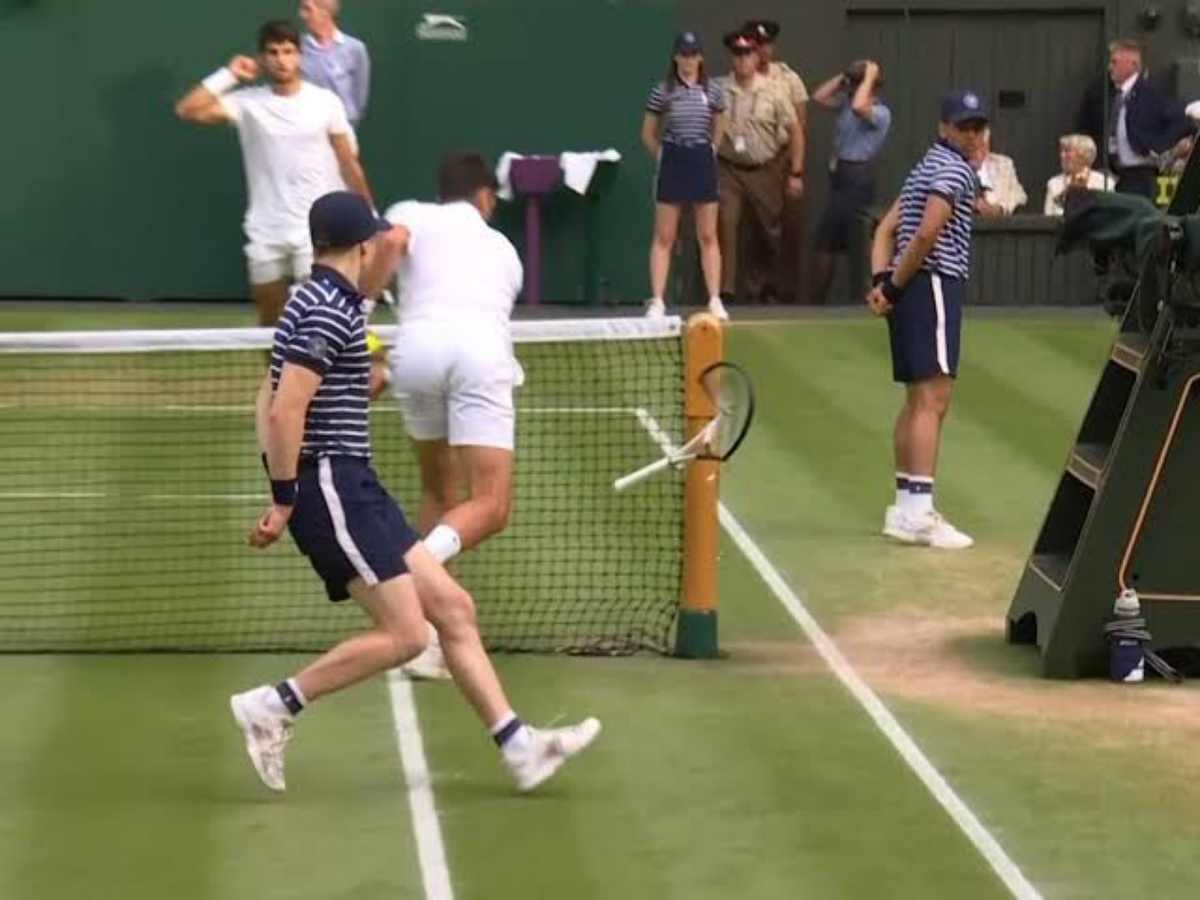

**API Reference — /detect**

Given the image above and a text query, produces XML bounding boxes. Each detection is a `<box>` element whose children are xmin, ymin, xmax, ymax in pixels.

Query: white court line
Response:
<box><xmin>717</xmin><ymin>505</ymin><xmax>1042</xmax><ymax>900</ymax></box>
<box><xmin>387</xmin><ymin>670</ymin><xmax>455</xmax><ymax>900</ymax></box>
<box><xmin>153</xmin><ymin>404</ymin><xmax>639</xmax><ymax>415</ymax></box>
<box><xmin>0</xmin><ymin>491</ymin><xmax>107</xmax><ymax>500</ymax></box>
<box><xmin>0</xmin><ymin>492</ymin><xmax>261</xmax><ymax>502</ymax></box>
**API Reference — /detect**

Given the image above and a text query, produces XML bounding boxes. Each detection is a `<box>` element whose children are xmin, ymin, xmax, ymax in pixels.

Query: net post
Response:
<box><xmin>676</xmin><ymin>312</ymin><xmax>723</xmax><ymax>659</ymax></box>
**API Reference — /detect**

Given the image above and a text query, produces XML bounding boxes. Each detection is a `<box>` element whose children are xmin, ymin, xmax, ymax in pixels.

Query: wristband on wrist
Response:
<box><xmin>872</xmin><ymin>271</ymin><xmax>892</xmax><ymax>287</ymax></box>
<box><xmin>270</xmin><ymin>478</ymin><xmax>298</xmax><ymax>507</ymax></box>
<box><xmin>202</xmin><ymin>67</ymin><xmax>238</xmax><ymax>96</ymax></box>
<box><xmin>881</xmin><ymin>278</ymin><xmax>903</xmax><ymax>304</ymax></box>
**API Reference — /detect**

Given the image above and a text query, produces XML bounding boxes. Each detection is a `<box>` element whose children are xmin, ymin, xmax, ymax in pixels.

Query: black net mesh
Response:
<box><xmin>0</xmin><ymin>320</ymin><xmax>684</xmax><ymax>654</ymax></box>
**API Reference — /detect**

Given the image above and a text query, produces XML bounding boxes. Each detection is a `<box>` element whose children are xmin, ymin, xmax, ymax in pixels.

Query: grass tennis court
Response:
<box><xmin>4</xmin><ymin>303</ymin><xmax>1200</xmax><ymax>899</ymax></box>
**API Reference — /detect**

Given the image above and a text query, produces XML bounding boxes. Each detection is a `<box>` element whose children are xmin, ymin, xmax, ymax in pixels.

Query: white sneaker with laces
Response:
<box><xmin>503</xmin><ymin>717</ymin><xmax>602</xmax><ymax>792</ymax></box>
<box><xmin>644</xmin><ymin>297</ymin><xmax>666</xmax><ymax>319</ymax></box>
<box><xmin>400</xmin><ymin>626</ymin><xmax>452</xmax><ymax>681</ymax></box>
<box><xmin>230</xmin><ymin>686</ymin><xmax>293</xmax><ymax>792</ymax></box>
<box><xmin>894</xmin><ymin>509</ymin><xmax>974</xmax><ymax>549</ymax></box>
<box><xmin>707</xmin><ymin>295</ymin><xmax>730</xmax><ymax>321</ymax></box>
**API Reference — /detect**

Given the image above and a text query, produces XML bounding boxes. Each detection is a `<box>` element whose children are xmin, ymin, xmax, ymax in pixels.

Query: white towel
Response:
<box><xmin>495</xmin><ymin>152</ymin><xmax>526</xmax><ymax>201</ymax></box>
<box><xmin>559</xmin><ymin>149</ymin><xmax>622</xmax><ymax>195</ymax></box>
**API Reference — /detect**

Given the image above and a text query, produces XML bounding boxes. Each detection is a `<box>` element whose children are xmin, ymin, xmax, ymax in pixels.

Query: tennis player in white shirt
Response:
<box><xmin>362</xmin><ymin>152</ymin><xmax>523</xmax><ymax>678</ymax></box>
<box><xmin>175</xmin><ymin>19</ymin><xmax>374</xmax><ymax>325</ymax></box>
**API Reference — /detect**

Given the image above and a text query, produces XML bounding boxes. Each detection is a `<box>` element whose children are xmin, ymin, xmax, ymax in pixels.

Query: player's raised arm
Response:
<box><xmin>175</xmin><ymin>55</ymin><xmax>257</xmax><ymax>125</ymax></box>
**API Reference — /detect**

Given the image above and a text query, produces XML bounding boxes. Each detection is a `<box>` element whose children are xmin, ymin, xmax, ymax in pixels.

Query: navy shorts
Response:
<box><xmin>656</xmin><ymin>142</ymin><xmax>719</xmax><ymax>204</ymax></box>
<box><xmin>886</xmin><ymin>271</ymin><xmax>964</xmax><ymax>383</ymax></box>
<box><xmin>286</xmin><ymin>455</ymin><xmax>420</xmax><ymax>602</ymax></box>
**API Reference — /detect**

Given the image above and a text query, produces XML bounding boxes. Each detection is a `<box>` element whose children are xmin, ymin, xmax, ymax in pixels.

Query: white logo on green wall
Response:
<box><xmin>416</xmin><ymin>14</ymin><xmax>469</xmax><ymax>42</ymax></box>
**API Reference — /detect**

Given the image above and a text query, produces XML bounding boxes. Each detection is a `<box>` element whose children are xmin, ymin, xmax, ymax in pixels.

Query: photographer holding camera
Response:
<box><xmin>810</xmin><ymin>60</ymin><xmax>891</xmax><ymax>303</ymax></box>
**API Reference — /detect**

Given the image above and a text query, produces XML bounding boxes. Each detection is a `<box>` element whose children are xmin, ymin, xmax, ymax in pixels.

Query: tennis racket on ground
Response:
<box><xmin>613</xmin><ymin>361</ymin><xmax>755</xmax><ymax>492</ymax></box>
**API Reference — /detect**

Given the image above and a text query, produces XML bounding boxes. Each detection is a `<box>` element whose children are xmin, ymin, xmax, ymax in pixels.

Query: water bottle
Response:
<box><xmin>1109</xmin><ymin>588</ymin><xmax>1145</xmax><ymax>683</ymax></box>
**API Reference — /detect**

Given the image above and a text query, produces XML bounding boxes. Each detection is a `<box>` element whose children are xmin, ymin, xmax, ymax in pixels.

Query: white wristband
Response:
<box><xmin>201</xmin><ymin>67</ymin><xmax>238</xmax><ymax>96</ymax></box>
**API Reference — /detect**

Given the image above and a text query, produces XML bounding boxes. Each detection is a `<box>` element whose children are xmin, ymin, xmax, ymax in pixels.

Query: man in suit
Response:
<box><xmin>1077</xmin><ymin>37</ymin><xmax>1193</xmax><ymax>198</ymax></box>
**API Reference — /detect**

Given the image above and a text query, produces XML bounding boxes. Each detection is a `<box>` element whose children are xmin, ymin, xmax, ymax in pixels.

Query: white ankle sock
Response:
<box><xmin>894</xmin><ymin>472</ymin><xmax>911</xmax><ymax>507</ymax></box>
<box><xmin>424</xmin><ymin>524</ymin><xmax>462</xmax><ymax>564</ymax></box>
<box><xmin>491</xmin><ymin>711</ymin><xmax>531</xmax><ymax>753</ymax></box>
<box><xmin>902</xmin><ymin>477</ymin><xmax>934</xmax><ymax>515</ymax></box>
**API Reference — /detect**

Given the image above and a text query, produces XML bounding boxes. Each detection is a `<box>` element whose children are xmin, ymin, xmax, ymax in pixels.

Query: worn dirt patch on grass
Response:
<box><xmin>833</xmin><ymin>612</ymin><xmax>1200</xmax><ymax>754</ymax></box>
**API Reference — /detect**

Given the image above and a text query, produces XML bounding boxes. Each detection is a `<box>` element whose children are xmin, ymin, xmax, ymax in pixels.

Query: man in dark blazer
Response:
<box><xmin>1077</xmin><ymin>37</ymin><xmax>1193</xmax><ymax>198</ymax></box>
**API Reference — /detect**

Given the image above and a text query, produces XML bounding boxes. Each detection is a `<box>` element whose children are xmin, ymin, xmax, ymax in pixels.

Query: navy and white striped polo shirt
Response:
<box><xmin>893</xmin><ymin>139</ymin><xmax>979</xmax><ymax>281</ymax></box>
<box><xmin>269</xmin><ymin>264</ymin><xmax>371</xmax><ymax>459</ymax></box>
<box><xmin>646</xmin><ymin>77</ymin><xmax>726</xmax><ymax>146</ymax></box>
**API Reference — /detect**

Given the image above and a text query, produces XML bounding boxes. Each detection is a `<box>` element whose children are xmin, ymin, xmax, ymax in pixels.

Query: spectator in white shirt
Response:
<box><xmin>975</xmin><ymin>128</ymin><xmax>1027</xmax><ymax>216</ymax></box>
<box><xmin>1044</xmin><ymin>134</ymin><xmax>1114</xmax><ymax>216</ymax></box>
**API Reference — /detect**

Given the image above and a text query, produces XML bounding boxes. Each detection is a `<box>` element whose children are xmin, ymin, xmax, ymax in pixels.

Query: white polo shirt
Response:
<box><xmin>384</xmin><ymin>200</ymin><xmax>523</xmax><ymax>332</ymax></box>
<box><xmin>220</xmin><ymin>82</ymin><xmax>351</xmax><ymax>245</ymax></box>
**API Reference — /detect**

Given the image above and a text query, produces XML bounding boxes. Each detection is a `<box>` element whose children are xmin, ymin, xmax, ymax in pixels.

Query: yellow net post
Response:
<box><xmin>676</xmin><ymin>312</ymin><xmax>723</xmax><ymax>658</ymax></box>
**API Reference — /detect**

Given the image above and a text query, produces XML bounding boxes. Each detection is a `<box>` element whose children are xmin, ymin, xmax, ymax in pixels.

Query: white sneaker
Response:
<box><xmin>890</xmin><ymin>509</ymin><xmax>974</xmax><ymax>549</ymax></box>
<box><xmin>881</xmin><ymin>504</ymin><xmax>911</xmax><ymax>541</ymax></box>
<box><xmin>503</xmin><ymin>717</ymin><xmax>602</xmax><ymax>792</ymax></box>
<box><xmin>707</xmin><ymin>296</ymin><xmax>730</xmax><ymax>321</ymax></box>
<box><xmin>644</xmin><ymin>297</ymin><xmax>666</xmax><ymax>319</ymax></box>
<box><xmin>230</xmin><ymin>686</ymin><xmax>293</xmax><ymax>792</ymax></box>
<box><xmin>400</xmin><ymin>626</ymin><xmax>452</xmax><ymax>681</ymax></box>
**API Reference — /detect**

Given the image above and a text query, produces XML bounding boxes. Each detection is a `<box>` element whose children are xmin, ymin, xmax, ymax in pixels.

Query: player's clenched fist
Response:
<box><xmin>229</xmin><ymin>55</ymin><xmax>260</xmax><ymax>82</ymax></box>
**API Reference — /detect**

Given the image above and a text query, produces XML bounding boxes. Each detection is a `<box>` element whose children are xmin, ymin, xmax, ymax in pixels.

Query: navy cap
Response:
<box><xmin>673</xmin><ymin>31</ymin><xmax>703</xmax><ymax>54</ymax></box>
<box><xmin>309</xmin><ymin>191</ymin><xmax>391</xmax><ymax>250</ymax></box>
<box><xmin>940</xmin><ymin>89</ymin><xmax>989</xmax><ymax>126</ymax></box>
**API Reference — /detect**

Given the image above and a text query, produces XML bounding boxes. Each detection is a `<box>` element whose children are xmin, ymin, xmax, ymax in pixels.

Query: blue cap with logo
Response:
<box><xmin>309</xmin><ymin>191</ymin><xmax>392</xmax><ymax>250</ymax></box>
<box><xmin>940</xmin><ymin>89</ymin><xmax>989</xmax><ymax>126</ymax></box>
<box><xmin>673</xmin><ymin>31</ymin><xmax>703</xmax><ymax>54</ymax></box>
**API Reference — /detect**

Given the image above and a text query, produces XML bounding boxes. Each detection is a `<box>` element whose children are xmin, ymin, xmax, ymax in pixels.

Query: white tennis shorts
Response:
<box><xmin>387</xmin><ymin>322</ymin><xmax>524</xmax><ymax>450</ymax></box>
<box><xmin>244</xmin><ymin>238</ymin><xmax>314</xmax><ymax>285</ymax></box>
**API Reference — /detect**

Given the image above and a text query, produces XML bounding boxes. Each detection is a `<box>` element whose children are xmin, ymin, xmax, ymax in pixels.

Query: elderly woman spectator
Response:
<box><xmin>1044</xmin><ymin>134</ymin><xmax>1114</xmax><ymax>215</ymax></box>
<box><xmin>976</xmin><ymin>128</ymin><xmax>1027</xmax><ymax>216</ymax></box>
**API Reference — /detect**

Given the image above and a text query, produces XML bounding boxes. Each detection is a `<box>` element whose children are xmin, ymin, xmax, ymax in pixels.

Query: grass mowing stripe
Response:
<box><xmin>718</xmin><ymin>503</ymin><xmax>1043</xmax><ymax>900</ymax></box>
<box><xmin>388</xmin><ymin>671</ymin><xmax>455</xmax><ymax>900</ymax></box>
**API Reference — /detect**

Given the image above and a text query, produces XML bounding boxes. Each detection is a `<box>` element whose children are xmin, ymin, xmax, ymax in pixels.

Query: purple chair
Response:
<box><xmin>509</xmin><ymin>156</ymin><xmax>563</xmax><ymax>305</ymax></box>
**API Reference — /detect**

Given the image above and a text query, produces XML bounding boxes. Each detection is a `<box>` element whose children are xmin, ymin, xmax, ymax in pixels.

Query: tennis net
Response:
<box><xmin>0</xmin><ymin>317</ymin><xmax>684</xmax><ymax>654</ymax></box>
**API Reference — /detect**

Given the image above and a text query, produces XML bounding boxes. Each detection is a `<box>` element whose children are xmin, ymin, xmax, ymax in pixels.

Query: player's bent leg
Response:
<box><xmin>403</xmin><ymin>542</ymin><xmax>602</xmax><ymax>791</ymax></box>
<box><xmin>294</xmin><ymin>574</ymin><xmax>429</xmax><ymax>702</ymax></box>
<box><xmin>413</xmin><ymin>438</ymin><xmax>465</xmax><ymax>536</ymax></box>
<box><xmin>231</xmin><ymin>576</ymin><xmax>429</xmax><ymax>793</ymax></box>
<box><xmin>437</xmin><ymin>444</ymin><xmax>514</xmax><ymax>552</ymax></box>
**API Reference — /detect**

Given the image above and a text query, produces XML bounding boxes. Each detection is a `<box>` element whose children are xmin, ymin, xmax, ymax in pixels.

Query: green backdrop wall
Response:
<box><xmin>0</xmin><ymin>0</ymin><xmax>682</xmax><ymax>303</ymax></box>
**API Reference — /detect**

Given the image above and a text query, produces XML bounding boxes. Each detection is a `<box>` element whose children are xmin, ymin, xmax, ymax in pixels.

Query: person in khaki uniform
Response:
<box><xmin>744</xmin><ymin>19</ymin><xmax>808</xmax><ymax>303</ymax></box>
<box><xmin>715</xmin><ymin>30</ymin><xmax>803</xmax><ymax>306</ymax></box>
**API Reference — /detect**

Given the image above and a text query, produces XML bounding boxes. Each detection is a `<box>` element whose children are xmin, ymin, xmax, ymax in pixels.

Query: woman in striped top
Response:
<box><xmin>641</xmin><ymin>31</ymin><xmax>728</xmax><ymax>320</ymax></box>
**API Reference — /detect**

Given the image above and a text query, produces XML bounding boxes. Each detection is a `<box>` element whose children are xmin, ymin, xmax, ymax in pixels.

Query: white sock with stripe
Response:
<box><xmin>902</xmin><ymin>476</ymin><xmax>934</xmax><ymax>515</ymax></box>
